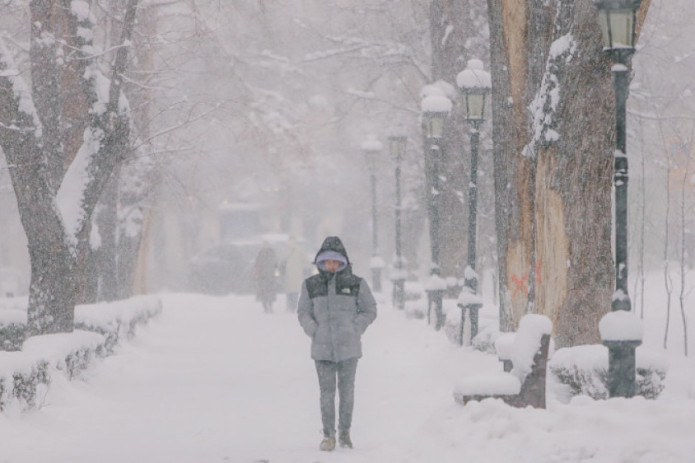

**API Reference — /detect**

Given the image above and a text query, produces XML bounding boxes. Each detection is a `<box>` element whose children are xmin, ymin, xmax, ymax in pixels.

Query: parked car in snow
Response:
<box><xmin>188</xmin><ymin>243</ymin><xmax>253</xmax><ymax>295</ymax></box>
<box><xmin>187</xmin><ymin>234</ymin><xmax>308</xmax><ymax>296</ymax></box>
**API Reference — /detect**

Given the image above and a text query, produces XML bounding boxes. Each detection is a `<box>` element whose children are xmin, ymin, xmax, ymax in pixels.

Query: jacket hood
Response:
<box><xmin>314</xmin><ymin>236</ymin><xmax>350</xmax><ymax>265</ymax></box>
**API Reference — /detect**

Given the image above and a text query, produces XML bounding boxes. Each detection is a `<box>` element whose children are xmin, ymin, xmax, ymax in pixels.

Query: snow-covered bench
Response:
<box><xmin>453</xmin><ymin>314</ymin><xmax>553</xmax><ymax>408</ymax></box>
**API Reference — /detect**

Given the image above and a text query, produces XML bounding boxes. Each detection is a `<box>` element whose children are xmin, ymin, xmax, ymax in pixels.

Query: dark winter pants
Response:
<box><xmin>314</xmin><ymin>358</ymin><xmax>358</xmax><ymax>437</ymax></box>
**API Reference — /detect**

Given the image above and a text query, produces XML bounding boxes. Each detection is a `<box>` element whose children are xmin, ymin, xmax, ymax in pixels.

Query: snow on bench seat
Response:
<box><xmin>454</xmin><ymin>314</ymin><xmax>552</xmax><ymax>408</ymax></box>
<box><xmin>454</xmin><ymin>372</ymin><xmax>521</xmax><ymax>396</ymax></box>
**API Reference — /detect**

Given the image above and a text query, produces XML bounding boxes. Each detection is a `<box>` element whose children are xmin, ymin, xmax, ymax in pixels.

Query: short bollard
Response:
<box><xmin>426</xmin><ymin>288</ymin><xmax>445</xmax><ymax>330</ymax></box>
<box><xmin>603</xmin><ymin>340</ymin><xmax>641</xmax><ymax>397</ymax></box>
<box><xmin>390</xmin><ymin>257</ymin><xmax>407</xmax><ymax>310</ymax></box>
<box><xmin>457</xmin><ymin>276</ymin><xmax>483</xmax><ymax>346</ymax></box>
<box><xmin>599</xmin><ymin>310</ymin><xmax>643</xmax><ymax>398</ymax></box>
<box><xmin>457</xmin><ymin>302</ymin><xmax>482</xmax><ymax>346</ymax></box>
<box><xmin>370</xmin><ymin>255</ymin><xmax>384</xmax><ymax>293</ymax></box>
<box><xmin>425</xmin><ymin>270</ymin><xmax>447</xmax><ymax>330</ymax></box>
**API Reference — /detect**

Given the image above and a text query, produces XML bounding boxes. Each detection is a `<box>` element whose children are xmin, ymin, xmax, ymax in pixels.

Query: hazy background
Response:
<box><xmin>0</xmin><ymin>0</ymin><xmax>692</xmax><ymax>302</ymax></box>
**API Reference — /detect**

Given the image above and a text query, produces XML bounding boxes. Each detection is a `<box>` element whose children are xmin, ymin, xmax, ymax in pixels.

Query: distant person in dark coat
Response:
<box><xmin>253</xmin><ymin>242</ymin><xmax>277</xmax><ymax>313</ymax></box>
<box><xmin>297</xmin><ymin>236</ymin><xmax>377</xmax><ymax>451</ymax></box>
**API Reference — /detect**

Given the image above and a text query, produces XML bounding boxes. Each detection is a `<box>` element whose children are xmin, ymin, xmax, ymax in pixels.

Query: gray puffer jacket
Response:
<box><xmin>298</xmin><ymin>237</ymin><xmax>377</xmax><ymax>362</ymax></box>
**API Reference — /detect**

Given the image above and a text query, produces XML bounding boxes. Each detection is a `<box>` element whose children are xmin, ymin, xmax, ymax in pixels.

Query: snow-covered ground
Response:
<box><xmin>1</xmin><ymin>272</ymin><xmax>694</xmax><ymax>462</ymax></box>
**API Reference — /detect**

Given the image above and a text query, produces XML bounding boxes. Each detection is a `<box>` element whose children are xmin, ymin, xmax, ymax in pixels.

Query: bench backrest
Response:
<box><xmin>509</xmin><ymin>314</ymin><xmax>552</xmax><ymax>408</ymax></box>
<box><xmin>510</xmin><ymin>314</ymin><xmax>553</xmax><ymax>381</ymax></box>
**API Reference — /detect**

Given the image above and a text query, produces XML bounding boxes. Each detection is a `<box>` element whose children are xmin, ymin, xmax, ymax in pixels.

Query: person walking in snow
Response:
<box><xmin>280</xmin><ymin>236</ymin><xmax>306</xmax><ymax>312</ymax></box>
<box><xmin>297</xmin><ymin>236</ymin><xmax>377</xmax><ymax>452</ymax></box>
<box><xmin>253</xmin><ymin>241</ymin><xmax>278</xmax><ymax>313</ymax></box>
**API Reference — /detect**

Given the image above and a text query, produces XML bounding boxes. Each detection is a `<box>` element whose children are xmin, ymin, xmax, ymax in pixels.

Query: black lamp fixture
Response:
<box><xmin>456</xmin><ymin>59</ymin><xmax>491</xmax><ymax>126</ymax></box>
<box><xmin>421</xmin><ymin>94</ymin><xmax>451</xmax><ymax>140</ymax></box>
<box><xmin>594</xmin><ymin>0</ymin><xmax>642</xmax><ymax>63</ymax></box>
<box><xmin>388</xmin><ymin>131</ymin><xmax>407</xmax><ymax>164</ymax></box>
<box><xmin>362</xmin><ymin>136</ymin><xmax>382</xmax><ymax>173</ymax></box>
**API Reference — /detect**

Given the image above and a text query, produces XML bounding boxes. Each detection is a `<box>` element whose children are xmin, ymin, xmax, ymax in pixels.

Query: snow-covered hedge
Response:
<box><xmin>0</xmin><ymin>297</ymin><xmax>28</xmax><ymax>351</ymax></box>
<box><xmin>548</xmin><ymin>344</ymin><xmax>668</xmax><ymax>401</ymax></box>
<box><xmin>0</xmin><ymin>353</ymin><xmax>49</xmax><ymax>411</ymax></box>
<box><xmin>0</xmin><ymin>295</ymin><xmax>162</xmax><ymax>412</ymax></box>
<box><xmin>0</xmin><ymin>331</ymin><xmax>106</xmax><ymax>412</ymax></box>
<box><xmin>74</xmin><ymin>295</ymin><xmax>163</xmax><ymax>352</ymax></box>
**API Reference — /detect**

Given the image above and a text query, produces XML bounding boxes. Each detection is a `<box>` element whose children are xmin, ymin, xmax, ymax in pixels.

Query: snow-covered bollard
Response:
<box><xmin>423</xmin><ymin>271</ymin><xmax>447</xmax><ymax>330</ymax></box>
<box><xmin>389</xmin><ymin>259</ymin><xmax>407</xmax><ymax>310</ymax></box>
<box><xmin>456</xmin><ymin>287</ymin><xmax>483</xmax><ymax>346</ymax></box>
<box><xmin>456</xmin><ymin>266</ymin><xmax>482</xmax><ymax>345</ymax></box>
<box><xmin>599</xmin><ymin>309</ymin><xmax>643</xmax><ymax>398</ymax></box>
<box><xmin>369</xmin><ymin>255</ymin><xmax>385</xmax><ymax>293</ymax></box>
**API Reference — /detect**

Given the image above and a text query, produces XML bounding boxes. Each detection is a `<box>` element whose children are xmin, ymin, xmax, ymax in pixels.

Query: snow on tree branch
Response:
<box><xmin>525</xmin><ymin>33</ymin><xmax>577</xmax><ymax>158</ymax></box>
<box><xmin>0</xmin><ymin>38</ymin><xmax>42</xmax><ymax>138</ymax></box>
<box><xmin>56</xmin><ymin>127</ymin><xmax>105</xmax><ymax>245</ymax></box>
<box><xmin>55</xmin><ymin>0</ymin><xmax>138</xmax><ymax>246</ymax></box>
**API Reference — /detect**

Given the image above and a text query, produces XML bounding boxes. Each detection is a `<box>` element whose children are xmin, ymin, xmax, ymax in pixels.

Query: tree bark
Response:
<box><xmin>488</xmin><ymin>0</ymin><xmax>650</xmax><ymax>345</ymax></box>
<box><xmin>0</xmin><ymin>0</ymin><xmax>139</xmax><ymax>335</ymax></box>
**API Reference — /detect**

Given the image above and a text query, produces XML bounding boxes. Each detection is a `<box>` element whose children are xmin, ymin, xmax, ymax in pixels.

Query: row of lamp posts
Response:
<box><xmin>419</xmin><ymin>58</ymin><xmax>491</xmax><ymax>340</ymax></box>
<box><xmin>361</xmin><ymin>132</ymin><xmax>408</xmax><ymax>307</ymax></box>
<box><xmin>361</xmin><ymin>0</ymin><xmax>642</xmax><ymax>399</ymax></box>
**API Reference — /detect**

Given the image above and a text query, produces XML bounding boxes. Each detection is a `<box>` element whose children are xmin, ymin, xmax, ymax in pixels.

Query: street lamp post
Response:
<box><xmin>593</xmin><ymin>0</ymin><xmax>643</xmax><ymax>398</ymax></box>
<box><xmin>362</xmin><ymin>136</ymin><xmax>384</xmax><ymax>293</ymax></box>
<box><xmin>421</xmin><ymin>92</ymin><xmax>451</xmax><ymax>330</ymax></box>
<box><xmin>389</xmin><ymin>129</ymin><xmax>408</xmax><ymax>310</ymax></box>
<box><xmin>456</xmin><ymin>59</ymin><xmax>491</xmax><ymax>346</ymax></box>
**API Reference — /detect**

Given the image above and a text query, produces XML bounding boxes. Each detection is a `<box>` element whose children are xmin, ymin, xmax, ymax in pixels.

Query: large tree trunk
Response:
<box><xmin>91</xmin><ymin>176</ymin><xmax>121</xmax><ymax>302</ymax></box>
<box><xmin>488</xmin><ymin>0</ymin><xmax>651</xmax><ymax>345</ymax></box>
<box><xmin>0</xmin><ymin>106</ymin><xmax>77</xmax><ymax>334</ymax></box>
<box><xmin>486</xmin><ymin>0</ymin><xmax>537</xmax><ymax>331</ymax></box>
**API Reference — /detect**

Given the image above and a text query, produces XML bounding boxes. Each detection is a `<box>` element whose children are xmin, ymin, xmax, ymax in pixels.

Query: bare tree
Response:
<box><xmin>0</xmin><ymin>0</ymin><xmax>139</xmax><ymax>335</ymax></box>
<box><xmin>678</xmin><ymin>162</ymin><xmax>690</xmax><ymax>356</ymax></box>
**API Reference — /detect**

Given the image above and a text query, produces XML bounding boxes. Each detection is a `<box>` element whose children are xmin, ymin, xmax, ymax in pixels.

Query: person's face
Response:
<box><xmin>323</xmin><ymin>259</ymin><xmax>342</xmax><ymax>273</ymax></box>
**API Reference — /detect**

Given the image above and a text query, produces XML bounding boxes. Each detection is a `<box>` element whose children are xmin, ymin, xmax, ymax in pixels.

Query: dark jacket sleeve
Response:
<box><xmin>354</xmin><ymin>279</ymin><xmax>377</xmax><ymax>334</ymax></box>
<box><xmin>297</xmin><ymin>281</ymin><xmax>317</xmax><ymax>337</ymax></box>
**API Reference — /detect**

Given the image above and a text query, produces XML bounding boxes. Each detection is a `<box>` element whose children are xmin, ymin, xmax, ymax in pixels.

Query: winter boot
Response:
<box><xmin>319</xmin><ymin>436</ymin><xmax>336</xmax><ymax>452</ymax></box>
<box><xmin>338</xmin><ymin>430</ymin><xmax>353</xmax><ymax>449</ymax></box>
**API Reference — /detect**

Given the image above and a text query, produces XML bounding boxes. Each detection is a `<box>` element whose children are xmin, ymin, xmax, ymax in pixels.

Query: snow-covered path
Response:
<box><xmin>0</xmin><ymin>293</ymin><xmax>472</xmax><ymax>462</ymax></box>
<box><xmin>2</xmin><ymin>291</ymin><xmax>695</xmax><ymax>463</ymax></box>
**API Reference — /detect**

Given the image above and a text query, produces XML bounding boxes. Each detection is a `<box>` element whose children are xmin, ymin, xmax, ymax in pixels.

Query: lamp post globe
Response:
<box><xmin>594</xmin><ymin>0</ymin><xmax>642</xmax><ymax>63</ymax></box>
<box><xmin>455</xmin><ymin>59</ymin><xmax>491</xmax><ymax>345</ymax></box>
<box><xmin>361</xmin><ymin>136</ymin><xmax>384</xmax><ymax>293</ymax></box>
<box><xmin>420</xmin><ymin>93</ymin><xmax>451</xmax><ymax>330</ymax></box>
<box><xmin>456</xmin><ymin>58</ymin><xmax>492</xmax><ymax>127</ymax></box>
<box><xmin>388</xmin><ymin>128</ymin><xmax>408</xmax><ymax>310</ymax></box>
<box><xmin>593</xmin><ymin>0</ymin><xmax>644</xmax><ymax>398</ymax></box>
<box><xmin>421</xmin><ymin>94</ymin><xmax>451</xmax><ymax>141</ymax></box>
